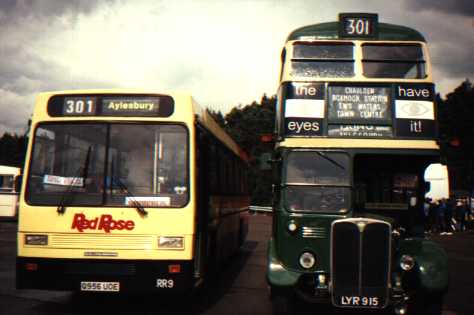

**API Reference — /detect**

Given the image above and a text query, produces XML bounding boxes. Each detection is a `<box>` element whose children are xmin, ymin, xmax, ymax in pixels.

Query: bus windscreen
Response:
<box><xmin>27</xmin><ymin>123</ymin><xmax>188</xmax><ymax>208</ymax></box>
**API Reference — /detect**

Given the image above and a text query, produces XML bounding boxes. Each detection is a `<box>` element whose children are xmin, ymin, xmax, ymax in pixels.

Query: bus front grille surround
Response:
<box><xmin>330</xmin><ymin>218</ymin><xmax>391</xmax><ymax>309</ymax></box>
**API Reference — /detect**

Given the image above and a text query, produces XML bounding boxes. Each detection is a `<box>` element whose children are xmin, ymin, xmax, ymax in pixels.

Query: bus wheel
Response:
<box><xmin>407</xmin><ymin>294</ymin><xmax>443</xmax><ymax>315</ymax></box>
<box><xmin>270</xmin><ymin>288</ymin><xmax>294</xmax><ymax>315</ymax></box>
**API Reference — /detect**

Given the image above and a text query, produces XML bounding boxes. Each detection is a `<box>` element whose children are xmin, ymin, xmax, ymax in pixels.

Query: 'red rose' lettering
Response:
<box><xmin>98</xmin><ymin>214</ymin><xmax>113</xmax><ymax>232</ymax></box>
<box><xmin>89</xmin><ymin>217</ymin><xmax>99</xmax><ymax>229</ymax></box>
<box><xmin>71</xmin><ymin>213</ymin><xmax>87</xmax><ymax>232</ymax></box>
<box><xmin>71</xmin><ymin>213</ymin><xmax>135</xmax><ymax>233</ymax></box>
<box><xmin>125</xmin><ymin>220</ymin><xmax>135</xmax><ymax>230</ymax></box>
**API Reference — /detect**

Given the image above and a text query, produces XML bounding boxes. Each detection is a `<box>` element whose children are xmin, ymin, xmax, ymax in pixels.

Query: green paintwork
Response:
<box><xmin>287</xmin><ymin>22</ymin><xmax>426</xmax><ymax>42</ymax></box>
<box><xmin>274</xmin><ymin>210</ymin><xmax>345</xmax><ymax>273</ymax></box>
<box><xmin>398</xmin><ymin>238</ymin><xmax>449</xmax><ymax>293</ymax></box>
<box><xmin>266</xmin><ymin>238</ymin><xmax>300</xmax><ymax>287</ymax></box>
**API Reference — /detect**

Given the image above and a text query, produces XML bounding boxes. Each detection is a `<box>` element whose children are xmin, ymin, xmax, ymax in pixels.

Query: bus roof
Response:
<box><xmin>287</xmin><ymin>22</ymin><xmax>426</xmax><ymax>42</ymax></box>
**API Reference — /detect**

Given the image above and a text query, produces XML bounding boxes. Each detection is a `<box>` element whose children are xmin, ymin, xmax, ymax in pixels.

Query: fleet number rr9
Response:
<box><xmin>156</xmin><ymin>279</ymin><xmax>174</xmax><ymax>288</ymax></box>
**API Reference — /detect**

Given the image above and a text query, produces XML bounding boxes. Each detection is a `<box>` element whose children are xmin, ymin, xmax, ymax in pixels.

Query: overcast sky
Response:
<box><xmin>0</xmin><ymin>0</ymin><xmax>473</xmax><ymax>135</ymax></box>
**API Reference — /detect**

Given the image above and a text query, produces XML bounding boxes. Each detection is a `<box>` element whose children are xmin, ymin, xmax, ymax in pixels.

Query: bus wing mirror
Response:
<box><xmin>258</xmin><ymin>152</ymin><xmax>274</xmax><ymax>171</ymax></box>
<box><xmin>14</xmin><ymin>175</ymin><xmax>22</xmax><ymax>193</ymax></box>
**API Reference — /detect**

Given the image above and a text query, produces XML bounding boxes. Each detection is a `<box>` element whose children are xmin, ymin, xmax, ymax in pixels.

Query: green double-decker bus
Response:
<box><xmin>267</xmin><ymin>13</ymin><xmax>448</xmax><ymax>315</ymax></box>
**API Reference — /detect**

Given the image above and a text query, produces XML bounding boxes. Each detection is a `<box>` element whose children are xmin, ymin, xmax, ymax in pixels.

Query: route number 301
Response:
<box><xmin>345</xmin><ymin>18</ymin><xmax>371</xmax><ymax>35</ymax></box>
<box><xmin>340</xmin><ymin>14</ymin><xmax>377</xmax><ymax>38</ymax></box>
<box><xmin>63</xmin><ymin>97</ymin><xmax>96</xmax><ymax>115</ymax></box>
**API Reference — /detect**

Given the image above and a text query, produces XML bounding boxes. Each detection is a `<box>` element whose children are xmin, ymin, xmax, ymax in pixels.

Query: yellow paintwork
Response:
<box><xmin>277</xmin><ymin>138</ymin><xmax>439</xmax><ymax>150</ymax></box>
<box><xmin>18</xmin><ymin>89</ymin><xmax>241</xmax><ymax>261</ymax></box>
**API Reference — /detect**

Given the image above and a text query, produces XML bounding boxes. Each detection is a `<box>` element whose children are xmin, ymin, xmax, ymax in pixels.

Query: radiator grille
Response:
<box><xmin>50</xmin><ymin>234</ymin><xmax>155</xmax><ymax>250</ymax></box>
<box><xmin>331</xmin><ymin>218</ymin><xmax>391</xmax><ymax>309</ymax></box>
<box><xmin>301</xmin><ymin>226</ymin><xmax>327</xmax><ymax>239</ymax></box>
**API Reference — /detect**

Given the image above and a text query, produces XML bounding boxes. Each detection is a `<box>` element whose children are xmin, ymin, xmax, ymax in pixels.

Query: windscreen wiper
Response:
<box><xmin>110</xmin><ymin>159</ymin><xmax>148</xmax><ymax>217</ymax></box>
<box><xmin>57</xmin><ymin>146</ymin><xmax>92</xmax><ymax>214</ymax></box>
<box><xmin>113</xmin><ymin>177</ymin><xmax>148</xmax><ymax>217</ymax></box>
<box><xmin>315</xmin><ymin>151</ymin><xmax>346</xmax><ymax>170</ymax></box>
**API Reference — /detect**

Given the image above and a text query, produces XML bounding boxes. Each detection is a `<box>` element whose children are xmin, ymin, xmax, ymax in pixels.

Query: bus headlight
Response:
<box><xmin>299</xmin><ymin>252</ymin><xmax>316</xmax><ymax>269</ymax></box>
<box><xmin>400</xmin><ymin>255</ymin><xmax>415</xmax><ymax>271</ymax></box>
<box><xmin>158</xmin><ymin>236</ymin><xmax>184</xmax><ymax>249</ymax></box>
<box><xmin>287</xmin><ymin>220</ymin><xmax>298</xmax><ymax>233</ymax></box>
<box><xmin>25</xmin><ymin>234</ymin><xmax>48</xmax><ymax>245</ymax></box>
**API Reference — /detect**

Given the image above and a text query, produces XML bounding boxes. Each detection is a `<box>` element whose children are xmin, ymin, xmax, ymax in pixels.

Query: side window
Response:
<box><xmin>0</xmin><ymin>175</ymin><xmax>14</xmax><ymax>192</ymax></box>
<box><xmin>209</xmin><ymin>142</ymin><xmax>219</xmax><ymax>194</ymax></box>
<box><xmin>219</xmin><ymin>148</ymin><xmax>227</xmax><ymax>194</ymax></box>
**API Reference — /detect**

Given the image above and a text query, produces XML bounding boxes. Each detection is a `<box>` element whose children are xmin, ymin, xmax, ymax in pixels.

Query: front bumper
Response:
<box><xmin>16</xmin><ymin>257</ymin><xmax>195</xmax><ymax>292</ymax></box>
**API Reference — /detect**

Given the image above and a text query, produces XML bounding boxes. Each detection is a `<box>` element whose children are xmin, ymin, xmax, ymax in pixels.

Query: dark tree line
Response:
<box><xmin>437</xmin><ymin>79</ymin><xmax>474</xmax><ymax>193</ymax></box>
<box><xmin>210</xmin><ymin>94</ymin><xmax>276</xmax><ymax>205</ymax></box>
<box><xmin>0</xmin><ymin>133</ymin><xmax>28</xmax><ymax>168</ymax></box>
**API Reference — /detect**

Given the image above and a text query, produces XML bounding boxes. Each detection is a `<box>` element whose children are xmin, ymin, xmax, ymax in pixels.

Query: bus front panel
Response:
<box><xmin>17</xmin><ymin>121</ymin><xmax>197</xmax><ymax>292</ymax></box>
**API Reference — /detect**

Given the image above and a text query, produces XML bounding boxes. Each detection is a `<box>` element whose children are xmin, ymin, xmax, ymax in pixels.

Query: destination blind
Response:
<box><xmin>47</xmin><ymin>94</ymin><xmax>175</xmax><ymax>117</ymax></box>
<box><xmin>328</xmin><ymin>86</ymin><xmax>391</xmax><ymax>121</ymax></box>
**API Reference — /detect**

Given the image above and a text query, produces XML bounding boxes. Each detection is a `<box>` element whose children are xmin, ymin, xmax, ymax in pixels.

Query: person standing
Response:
<box><xmin>438</xmin><ymin>199</ymin><xmax>447</xmax><ymax>235</ymax></box>
<box><xmin>423</xmin><ymin>198</ymin><xmax>432</xmax><ymax>234</ymax></box>
<box><xmin>457</xmin><ymin>198</ymin><xmax>468</xmax><ymax>232</ymax></box>
<box><xmin>444</xmin><ymin>197</ymin><xmax>454</xmax><ymax>235</ymax></box>
<box><xmin>431</xmin><ymin>199</ymin><xmax>441</xmax><ymax>234</ymax></box>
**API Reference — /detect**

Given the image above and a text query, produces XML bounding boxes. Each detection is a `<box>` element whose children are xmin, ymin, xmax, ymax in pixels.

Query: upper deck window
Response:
<box><xmin>291</xmin><ymin>43</ymin><xmax>355</xmax><ymax>78</ymax></box>
<box><xmin>362</xmin><ymin>43</ymin><xmax>426</xmax><ymax>79</ymax></box>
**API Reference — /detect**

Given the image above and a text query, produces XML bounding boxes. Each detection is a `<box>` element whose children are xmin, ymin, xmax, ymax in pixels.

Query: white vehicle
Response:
<box><xmin>424</xmin><ymin>163</ymin><xmax>449</xmax><ymax>201</ymax></box>
<box><xmin>0</xmin><ymin>165</ymin><xmax>21</xmax><ymax>218</ymax></box>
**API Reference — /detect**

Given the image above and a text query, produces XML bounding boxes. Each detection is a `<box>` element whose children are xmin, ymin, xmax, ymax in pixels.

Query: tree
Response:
<box><xmin>437</xmin><ymin>79</ymin><xmax>474</xmax><ymax>192</ymax></box>
<box><xmin>208</xmin><ymin>109</ymin><xmax>226</xmax><ymax>129</ymax></box>
<box><xmin>222</xmin><ymin>94</ymin><xmax>276</xmax><ymax>205</ymax></box>
<box><xmin>0</xmin><ymin>133</ymin><xmax>28</xmax><ymax>168</ymax></box>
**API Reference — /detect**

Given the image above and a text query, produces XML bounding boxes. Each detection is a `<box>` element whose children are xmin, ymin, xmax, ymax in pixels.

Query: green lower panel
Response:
<box><xmin>266</xmin><ymin>239</ymin><xmax>300</xmax><ymax>288</ymax></box>
<box><xmin>399</xmin><ymin>238</ymin><xmax>449</xmax><ymax>293</ymax></box>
